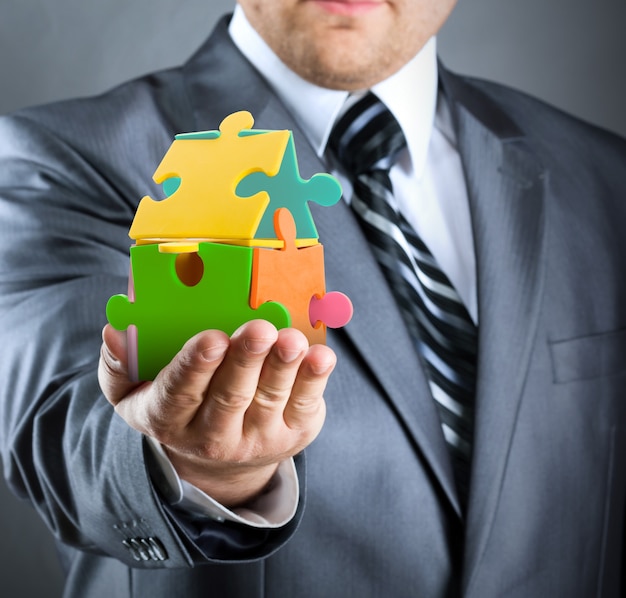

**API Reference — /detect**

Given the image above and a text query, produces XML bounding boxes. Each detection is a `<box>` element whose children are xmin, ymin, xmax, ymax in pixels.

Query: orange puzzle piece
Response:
<box><xmin>128</xmin><ymin>111</ymin><xmax>290</xmax><ymax>242</ymax></box>
<box><xmin>251</xmin><ymin>208</ymin><xmax>327</xmax><ymax>345</ymax></box>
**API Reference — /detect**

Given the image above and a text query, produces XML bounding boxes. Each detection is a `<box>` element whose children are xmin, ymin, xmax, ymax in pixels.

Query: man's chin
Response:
<box><xmin>284</xmin><ymin>44</ymin><xmax>394</xmax><ymax>90</ymax></box>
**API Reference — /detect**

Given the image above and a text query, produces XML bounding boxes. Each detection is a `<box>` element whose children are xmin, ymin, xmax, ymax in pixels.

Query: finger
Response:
<box><xmin>283</xmin><ymin>344</ymin><xmax>336</xmax><ymax>432</ymax></box>
<box><xmin>98</xmin><ymin>324</ymin><xmax>137</xmax><ymax>406</ymax></box>
<box><xmin>244</xmin><ymin>327</ymin><xmax>309</xmax><ymax>430</ymax></box>
<box><xmin>201</xmin><ymin>320</ymin><xmax>278</xmax><ymax>437</ymax></box>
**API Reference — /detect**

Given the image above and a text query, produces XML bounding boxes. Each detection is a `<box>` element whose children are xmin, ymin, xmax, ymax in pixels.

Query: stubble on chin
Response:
<box><xmin>275</xmin><ymin>26</ymin><xmax>400</xmax><ymax>91</ymax></box>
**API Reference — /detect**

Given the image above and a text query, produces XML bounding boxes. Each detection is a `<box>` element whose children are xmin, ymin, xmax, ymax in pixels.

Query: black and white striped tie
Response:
<box><xmin>328</xmin><ymin>92</ymin><xmax>478</xmax><ymax>508</ymax></box>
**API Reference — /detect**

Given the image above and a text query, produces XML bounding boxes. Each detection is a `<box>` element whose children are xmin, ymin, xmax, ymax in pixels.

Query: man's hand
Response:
<box><xmin>98</xmin><ymin>320</ymin><xmax>336</xmax><ymax>507</ymax></box>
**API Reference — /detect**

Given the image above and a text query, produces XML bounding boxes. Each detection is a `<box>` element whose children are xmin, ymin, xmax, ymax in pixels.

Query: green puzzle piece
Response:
<box><xmin>236</xmin><ymin>134</ymin><xmax>342</xmax><ymax>240</ymax></box>
<box><xmin>106</xmin><ymin>242</ymin><xmax>291</xmax><ymax>380</ymax></box>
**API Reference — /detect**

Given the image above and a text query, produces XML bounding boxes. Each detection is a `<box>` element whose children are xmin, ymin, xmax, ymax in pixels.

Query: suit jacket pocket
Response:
<box><xmin>549</xmin><ymin>328</ymin><xmax>626</xmax><ymax>383</ymax></box>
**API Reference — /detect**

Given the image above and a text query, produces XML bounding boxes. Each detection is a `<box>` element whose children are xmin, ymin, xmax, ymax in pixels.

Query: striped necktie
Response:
<box><xmin>328</xmin><ymin>92</ymin><xmax>478</xmax><ymax>509</ymax></box>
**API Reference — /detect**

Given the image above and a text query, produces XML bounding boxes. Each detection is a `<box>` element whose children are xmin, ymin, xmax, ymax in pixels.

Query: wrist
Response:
<box><xmin>164</xmin><ymin>449</ymin><xmax>280</xmax><ymax>508</ymax></box>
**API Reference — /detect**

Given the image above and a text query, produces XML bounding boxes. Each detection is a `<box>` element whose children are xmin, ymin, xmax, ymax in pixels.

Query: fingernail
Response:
<box><xmin>276</xmin><ymin>347</ymin><xmax>302</xmax><ymax>363</ymax></box>
<box><xmin>243</xmin><ymin>338</ymin><xmax>274</xmax><ymax>354</ymax></box>
<box><xmin>309</xmin><ymin>358</ymin><xmax>336</xmax><ymax>376</ymax></box>
<box><xmin>103</xmin><ymin>346</ymin><xmax>120</xmax><ymax>367</ymax></box>
<box><xmin>201</xmin><ymin>344</ymin><xmax>228</xmax><ymax>362</ymax></box>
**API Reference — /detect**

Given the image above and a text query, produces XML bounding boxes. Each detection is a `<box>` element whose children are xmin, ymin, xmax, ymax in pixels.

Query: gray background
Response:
<box><xmin>1</xmin><ymin>0</ymin><xmax>624</xmax><ymax>596</ymax></box>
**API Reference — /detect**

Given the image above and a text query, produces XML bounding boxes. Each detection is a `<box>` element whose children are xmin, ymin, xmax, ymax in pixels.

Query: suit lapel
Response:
<box><xmin>182</xmin><ymin>15</ymin><xmax>275</xmax><ymax>131</ymax></box>
<box><xmin>439</xmin><ymin>69</ymin><xmax>548</xmax><ymax>588</ymax></box>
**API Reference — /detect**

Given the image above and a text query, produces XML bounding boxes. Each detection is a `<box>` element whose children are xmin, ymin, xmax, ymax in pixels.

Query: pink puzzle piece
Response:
<box><xmin>309</xmin><ymin>292</ymin><xmax>353</xmax><ymax>329</ymax></box>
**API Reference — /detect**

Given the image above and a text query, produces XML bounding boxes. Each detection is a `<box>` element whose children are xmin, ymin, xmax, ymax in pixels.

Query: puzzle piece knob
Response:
<box><xmin>309</xmin><ymin>292</ymin><xmax>353</xmax><ymax>328</ymax></box>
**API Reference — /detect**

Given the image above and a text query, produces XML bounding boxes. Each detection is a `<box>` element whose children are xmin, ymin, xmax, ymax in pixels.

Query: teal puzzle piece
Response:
<box><xmin>106</xmin><ymin>242</ymin><xmax>291</xmax><ymax>380</ymax></box>
<box><xmin>236</xmin><ymin>134</ymin><xmax>342</xmax><ymax>240</ymax></box>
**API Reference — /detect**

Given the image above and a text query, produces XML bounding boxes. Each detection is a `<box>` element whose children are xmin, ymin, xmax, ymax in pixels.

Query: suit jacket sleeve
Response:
<box><xmin>0</xmin><ymin>77</ymin><xmax>304</xmax><ymax>567</ymax></box>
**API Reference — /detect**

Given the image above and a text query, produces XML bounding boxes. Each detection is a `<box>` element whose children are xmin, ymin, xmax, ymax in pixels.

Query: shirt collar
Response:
<box><xmin>229</xmin><ymin>4</ymin><xmax>438</xmax><ymax>179</ymax></box>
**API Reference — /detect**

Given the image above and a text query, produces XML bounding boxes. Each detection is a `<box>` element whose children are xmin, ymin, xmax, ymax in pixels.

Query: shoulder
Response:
<box><xmin>0</xmin><ymin>16</ymin><xmax>237</xmax><ymax>180</ymax></box>
<box><xmin>0</xmin><ymin>65</ymin><xmax>191</xmax><ymax>154</ymax></box>
<box><xmin>441</xmin><ymin>67</ymin><xmax>626</xmax><ymax>202</ymax></box>
<box><xmin>446</xmin><ymin>70</ymin><xmax>626</xmax><ymax>166</ymax></box>
<box><xmin>476</xmin><ymin>76</ymin><xmax>622</xmax><ymax>144</ymax></box>
<box><xmin>0</xmin><ymin>65</ymin><xmax>195</xmax><ymax>204</ymax></box>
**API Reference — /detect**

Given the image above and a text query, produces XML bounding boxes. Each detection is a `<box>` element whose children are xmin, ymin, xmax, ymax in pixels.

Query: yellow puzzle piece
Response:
<box><xmin>128</xmin><ymin>111</ymin><xmax>290</xmax><ymax>242</ymax></box>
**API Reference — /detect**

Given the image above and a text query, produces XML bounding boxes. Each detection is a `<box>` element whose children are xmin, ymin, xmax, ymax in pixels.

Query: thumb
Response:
<box><xmin>118</xmin><ymin>329</ymin><xmax>231</xmax><ymax>439</ymax></box>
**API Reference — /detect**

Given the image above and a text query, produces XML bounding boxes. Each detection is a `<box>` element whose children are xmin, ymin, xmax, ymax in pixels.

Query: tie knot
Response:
<box><xmin>328</xmin><ymin>92</ymin><xmax>406</xmax><ymax>177</ymax></box>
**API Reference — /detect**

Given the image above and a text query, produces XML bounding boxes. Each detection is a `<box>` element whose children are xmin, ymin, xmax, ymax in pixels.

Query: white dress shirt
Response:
<box><xmin>149</xmin><ymin>4</ymin><xmax>477</xmax><ymax>528</ymax></box>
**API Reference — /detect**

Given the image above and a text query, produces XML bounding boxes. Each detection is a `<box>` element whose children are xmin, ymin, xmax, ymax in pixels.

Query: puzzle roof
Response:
<box><xmin>128</xmin><ymin>111</ymin><xmax>343</xmax><ymax>244</ymax></box>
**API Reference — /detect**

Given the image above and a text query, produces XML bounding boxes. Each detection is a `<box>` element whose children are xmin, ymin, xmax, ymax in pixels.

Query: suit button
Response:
<box><xmin>146</xmin><ymin>537</ymin><xmax>168</xmax><ymax>561</ymax></box>
<box><xmin>122</xmin><ymin>537</ymin><xmax>168</xmax><ymax>562</ymax></box>
<box><xmin>137</xmin><ymin>538</ymin><xmax>156</xmax><ymax>560</ymax></box>
<box><xmin>122</xmin><ymin>539</ymin><xmax>143</xmax><ymax>562</ymax></box>
<box><xmin>129</xmin><ymin>538</ymin><xmax>151</xmax><ymax>561</ymax></box>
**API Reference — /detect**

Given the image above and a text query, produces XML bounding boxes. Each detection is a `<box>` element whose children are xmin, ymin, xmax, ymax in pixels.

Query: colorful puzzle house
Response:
<box><xmin>106</xmin><ymin>111</ymin><xmax>353</xmax><ymax>381</ymax></box>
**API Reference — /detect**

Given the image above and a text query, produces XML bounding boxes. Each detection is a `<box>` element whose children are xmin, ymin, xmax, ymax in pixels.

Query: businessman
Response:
<box><xmin>1</xmin><ymin>1</ymin><xmax>625</xmax><ymax>596</ymax></box>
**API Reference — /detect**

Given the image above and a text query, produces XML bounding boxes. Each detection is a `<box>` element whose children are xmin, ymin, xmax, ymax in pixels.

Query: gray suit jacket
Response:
<box><xmin>1</xmin><ymin>14</ymin><xmax>625</xmax><ymax>598</ymax></box>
